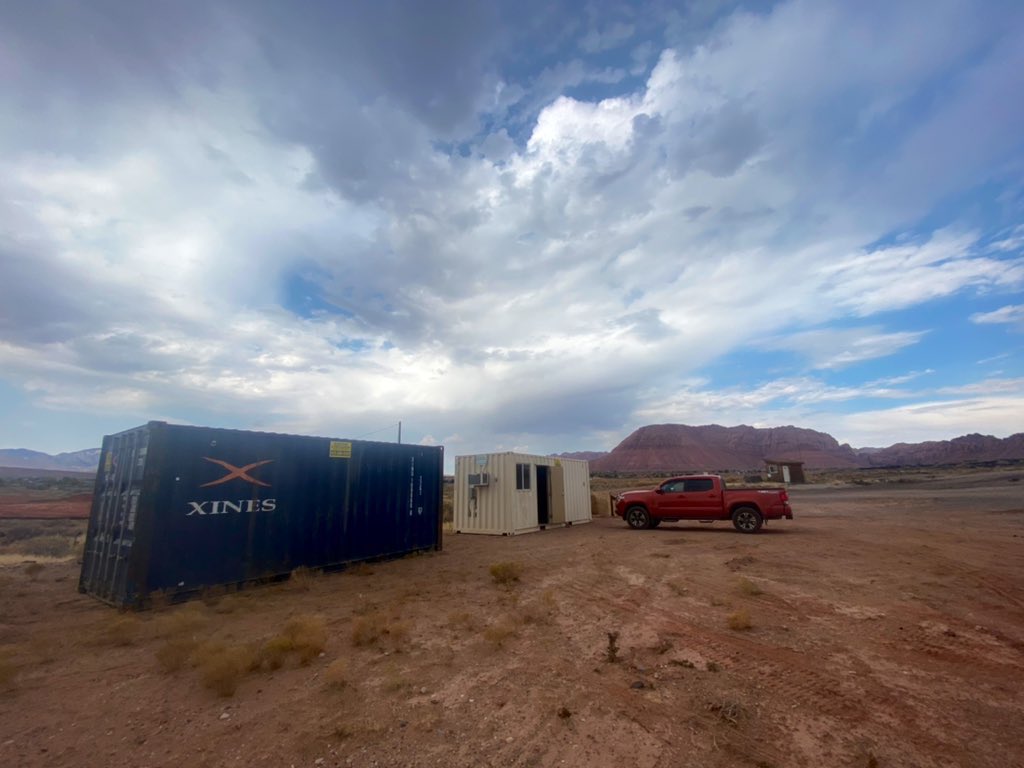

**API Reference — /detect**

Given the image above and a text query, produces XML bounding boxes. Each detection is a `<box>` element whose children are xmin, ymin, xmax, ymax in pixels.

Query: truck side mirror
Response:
<box><xmin>655</xmin><ymin>488</ymin><xmax>664</xmax><ymax>494</ymax></box>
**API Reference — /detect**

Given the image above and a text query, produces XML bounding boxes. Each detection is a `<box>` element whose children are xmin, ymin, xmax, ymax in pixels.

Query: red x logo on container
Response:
<box><xmin>200</xmin><ymin>457</ymin><xmax>273</xmax><ymax>488</ymax></box>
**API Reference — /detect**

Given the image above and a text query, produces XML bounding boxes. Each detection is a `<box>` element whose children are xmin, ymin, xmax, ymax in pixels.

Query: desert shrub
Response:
<box><xmin>24</xmin><ymin>562</ymin><xmax>44</xmax><ymax>580</ymax></box>
<box><xmin>289</xmin><ymin>566</ymin><xmax>320</xmax><ymax>591</ymax></box>
<box><xmin>0</xmin><ymin>523</ymin><xmax>47</xmax><ymax>543</ymax></box>
<box><xmin>256</xmin><ymin>635</ymin><xmax>294</xmax><ymax>671</ymax></box>
<box><xmin>667</xmin><ymin>580</ymin><xmax>688</xmax><ymax>596</ymax></box>
<box><xmin>517</xmin><ymin>599</ymin><xmax>554</xmax><ymax>625</ymax></box>
<box><xmin>210</xmin><ymin>593</ymin><xmax>243</xmax><ymax>614</ymax></box>
<box><xmin>446</xmin><ymin>611</ymin><xmax>478</xmax><ymax>632</ymax></box>
<box><xmin>152</xmin><ymin>603</ymin><xmax>208</xmax><ymax>639</ymax></box>
<box><xmin>256</xmin><ymin>614</ymin><xmax>328</xmax><ymax>669</ymax></box>
<box><xmin>201</xmin><ymin>585</ymin><xmax>229</xmax><ymax>606</ymax></box>
<box><xmin>351</xmin><ymin>612</ymin><xmax>409</xmax><ymax>651</ymax></box>
<box><xmin>489</xmin><ymin>561</ymin><xmax>522</xmax><ymax>585</ymax></box>
<box><xmin>194</xmin><ymin>643</ymin><xmax>257</xmax><ymax>697</ymax></box>
<box><xmin>706</xmin><ymin>699</ymin><xmax>744</xmax><ymax>725</ymax></box>
<box><xmin>283</xmin><ymin>614</ymin><xmax>328</xmax><ymax>665</ymax></box>
<box><xmin>146</xmin><ymin>590</ymin><xmax>172</xmax><ymax>611</ymax></box>
<box><xmin>383</xmin><ymin>673</ymin><xmax>410</xmax><ymax>692</ymax></box>
<box><xmin>13</xmin><ymin>535</ymin><xmax>74</xmax><ymax>558</ymax></box>
<box><xmin>483</xmin><ymin>620</ymin><xmax>518</xmax><ymax>648</ymax></box>
<box><xmin>727</xmin><ymin>610</ymin><xmax>752</xmax><ymax>631</ymax></box>
<box><xmin>324</xmin><ymin>659</ymin><xmax>348</xmax><ymax>689</ymax></box>
<box><xmin>103</xmin><ymin>615</ymin><xmax>142</xmax><ymax>646</ymax></box>
<box><xmin>737</xmin><ymin>578</ymin><xmax>763</xmax><ymax>596</ymax></box>
<box><xmin>155</xmin><ymin>637</ymin><xmax>200</xmax><ymax>673</ymax></box>
<box><xmin>606</xmin><ymin>631</ymin><xmax>620</xmax><ymax>663</ymax></box>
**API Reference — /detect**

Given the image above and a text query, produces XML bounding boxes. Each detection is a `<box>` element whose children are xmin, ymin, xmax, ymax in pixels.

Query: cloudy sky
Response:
<box><xmin>2</xmin><ymin>0</ymin><xmax>1023</xmax><ymax>463</ymax></box>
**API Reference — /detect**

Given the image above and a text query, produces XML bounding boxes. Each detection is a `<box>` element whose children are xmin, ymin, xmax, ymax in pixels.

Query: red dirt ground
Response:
<box><xmin>0</xmin><ymin>471</ymin><xmax>1022</xmax><ymax>768</ymax></box>
<box><xmin>0</xmin><ymin>493</ymin><xmax>92</xmax><ymax>519</ymax></box>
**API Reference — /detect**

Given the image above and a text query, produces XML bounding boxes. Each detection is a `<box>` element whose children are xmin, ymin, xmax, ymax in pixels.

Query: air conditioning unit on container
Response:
<box><xmin>468</xmin><ymin>473</ymin><xmax>490</xmax><ymax>487</ymax></box>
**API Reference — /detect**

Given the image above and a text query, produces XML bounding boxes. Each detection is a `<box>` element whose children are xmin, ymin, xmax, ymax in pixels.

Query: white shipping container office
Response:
<box><xmin>454</xmin><ymin>452</ymin><xmax>592</xmax><ymax>535</ymax></box>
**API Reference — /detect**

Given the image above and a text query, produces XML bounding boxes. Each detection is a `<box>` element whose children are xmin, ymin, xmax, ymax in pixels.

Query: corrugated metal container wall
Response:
<box><xmin>79</xmin><ymin>422</ymin><xmax>443</xmax><ymax>608</ymax></box>
<box><xmin>560</xmin><ymin>458</ymin><xmax>593</xmax><ymax>523</ymax></box>
<box><xmin>453</xmin><ymin>453</ymin><xmax>515</xmax><ymax>534</ymax></box>
<box><xmin>453</xmin><ymin>452</ymin><xmax>591</xmax><ymax>535</ymax></box>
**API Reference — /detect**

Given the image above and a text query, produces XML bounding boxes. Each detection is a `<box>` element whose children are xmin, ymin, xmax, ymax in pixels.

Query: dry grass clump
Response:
<box><xmin>284</xmin><ymin>614</ymin><xmax>328</xmax><ymax>662</ymax></box>
<box><xmin>13</xmin><ymin>535</ymin><xmax>75</xmax><ymax>558</ymax></box>
<box><xmin>152</xmin><ymin>613</ymin><xmax>328</xmax><ymax>693</ymax></box>
<box><xmin>706</xmin><ymin>699</ymin><xmax>744</xmax><ymax>725</ymax></box>
<box><xmin>0</xmin><ymin>646</ymin><xmax>17</xmax><ymax>687</ymax></box>
<box><xmin>24</xmin><ymin>562</ymin><xmax>45</xmax><ymax>580</ymax></box>
<box><xmin>256</xmin><ymin>634</ymin><xmax>293</xmax><ymax>671</ymax></box>
<box><xmin>155</xmin><ymin>637</ymin><xmax>200</xmax><ymax>674</ymax></box>
<box><xmin>446</xmin><ymin>610</ymin><xmax>479</xmax><ymax>632</ymax></box>
<box><xmin>152</xmin><ymin>603</ymin><xmax>209</xmax><ymax>639</ymax></box>
<box><xmin>383</xmin><ymin>673</ymin><xmax>410</xmax><ymax>692</ymax></box>
<box><xmin>289</xmin><ymin>566</ymin><xmax>320</xmax><ymax>591</ymax></box>
<box><xmin>351</xmin><ymin>612</ymin><xmax>410</xmax><ymax>651</ymax></box>
<box><xmin>517</xmin><ymin>593</ymin><xmax>556</xmax><ymax>625</ymax></box>
<box><xmin>489</xmin><ymin>561</ymin><xmax>522</xmax><ymax>585</ymax></box>
<box><xmin>256</xmin><ymin>614</ymin><xmax>328</xmax><ymax>668</ymax></box>
<box><xmin>483</xmin><ymin>620</ymin><xmax>519</xmax><ymax>648</ymax></box>
<box><xmin>193</xmin><ymin>642</ymin><xmax>258</xmax><ymax>697</ymax></box>
<box><xmin>103</xmin><ymin>615</ymin><xmax>143</xmax><ymax>646</ymax></box>
<box><xmin>667</xmin><ymin>579</ymin><xmax>688</xmax><ymax>596</ymax></box>
<box><xmin>737</xmin><ymin>577</ymin><xmax>763</xmax><ymax>596</ymax></box>
<box><xmin>324</xmin><ymin>659</ymin><xmax>348</xmax><ymax>689</ymax></box>
<box><xmin>201</xmin><ymin>585</ymin><xmax>227</xmax><ymax>605</ymax></box>
<box><xmin>727</xmin><ymin>609</ymin><xmax>752</xmax><ymax>631</ymax></box>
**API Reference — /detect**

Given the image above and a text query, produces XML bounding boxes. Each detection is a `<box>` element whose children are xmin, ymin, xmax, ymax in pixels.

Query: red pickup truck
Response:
<box><xmin>613</xmin><ymin>475</ymin><xmax>792</xmax><ymax>533</ymax></box>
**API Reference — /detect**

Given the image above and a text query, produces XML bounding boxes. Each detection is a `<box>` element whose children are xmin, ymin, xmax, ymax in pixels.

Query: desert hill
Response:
<box><xmin>0</xmin><ymin>448</ymin><xmax>101</xmax><ymax>472</ymax></box>
<box><xmin>589</xmin><ymin>424</ymin><xmax>1024</xmax><ymax>472</ymax></box>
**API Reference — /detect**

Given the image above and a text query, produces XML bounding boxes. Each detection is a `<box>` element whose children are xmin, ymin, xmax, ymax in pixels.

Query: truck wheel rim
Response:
<box><xmin>627</xmin><ymin>509</ymin><xmax>645</xmax><ymax>527</ymax></box>
<box><xmin>736</xmin><ymin>511</ymin><xmax>756</xmax><ymax>530</ymax></box>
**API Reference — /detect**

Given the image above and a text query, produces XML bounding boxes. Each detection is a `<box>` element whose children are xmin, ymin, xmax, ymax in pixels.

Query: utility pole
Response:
<box><xmin>397</xmin><ymin>421</ymin><xmax>402</xmax><ymax>444</ymax></box>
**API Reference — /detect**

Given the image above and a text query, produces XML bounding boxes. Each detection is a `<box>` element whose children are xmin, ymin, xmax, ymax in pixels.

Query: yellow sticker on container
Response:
<box><xmin>104</xmin><ymin>451</ymin><xmax>113</xmax><ymax>472</ymax></box>
<box><xmin>329</xmin><ymin>441</ymin><xmax>352</xmax><ymax>459</ymax></box>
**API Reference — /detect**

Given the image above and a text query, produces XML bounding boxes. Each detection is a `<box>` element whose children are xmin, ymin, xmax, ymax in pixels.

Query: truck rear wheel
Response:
<box><xmin>625</xmin><ymin>506</ymin><xmax>652</xmax><ymax>530</ymax></box>
<box><xmin>732</xmin><ymin>506</ymin><xmax>763</xmax><ymax>533</ymax></box>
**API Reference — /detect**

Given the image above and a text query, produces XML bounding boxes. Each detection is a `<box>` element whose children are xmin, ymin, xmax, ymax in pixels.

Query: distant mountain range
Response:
<box><xmin>0</xmin><ymin>448</ymin><xmax>102</xmax><ymax>472</ymax></box>
<box><xmin>5</xmin><ymin>424</ymin><xmax>1024</xmax><ymax>475</ymax></box>
<box><xmin>570</xmin><ymin>424</ymin><xmax>1024</xmax><ymax>472</ymax></box>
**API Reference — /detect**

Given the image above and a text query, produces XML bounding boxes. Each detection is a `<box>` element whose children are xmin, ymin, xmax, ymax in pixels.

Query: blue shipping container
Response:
<box><xmin>79</xmin><ymin>421</ymin><xmax>443</xmax><ymax>608</ymax></box>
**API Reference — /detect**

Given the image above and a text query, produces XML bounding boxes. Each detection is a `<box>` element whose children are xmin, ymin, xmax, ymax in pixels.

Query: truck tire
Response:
<box><xmin>625</xmin><ymin>505</ymin><xmax>652</xmax><ymax>530</ymax></box>
<box><xmin>732</xmin><ymin>506</ymin><xmax>763</xmax><ymax>533</ymax></box>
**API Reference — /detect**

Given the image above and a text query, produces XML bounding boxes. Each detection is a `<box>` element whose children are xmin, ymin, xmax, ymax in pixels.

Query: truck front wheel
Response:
<box><xmin>625</xmin><ymin>506</ymin><xmax>652</xmax><ymax>530</ymax></box>
<box><xmin>732</xmin><ymin>506</ymin><xmax>763</xmax><ymax>533</ymax></box>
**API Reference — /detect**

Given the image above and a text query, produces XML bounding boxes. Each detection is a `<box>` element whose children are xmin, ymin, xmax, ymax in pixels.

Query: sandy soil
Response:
<box><xmin>1</xmin><ymin>472</ymin><xmax>1022</xmax><ymax>768</ymax></box>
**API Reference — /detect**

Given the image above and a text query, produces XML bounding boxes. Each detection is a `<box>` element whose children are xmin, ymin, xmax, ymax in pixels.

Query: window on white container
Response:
<box><xmin>516</xmin><ymin>463</ymin><xmax>531</xmax><ymax>490</ymax></box>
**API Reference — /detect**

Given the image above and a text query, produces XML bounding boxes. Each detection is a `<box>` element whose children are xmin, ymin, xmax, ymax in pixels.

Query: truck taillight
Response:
<box><xmin>780</xmin><ymin>490</ymin><xmax>789</xmax><ymax>502</ymax></box>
